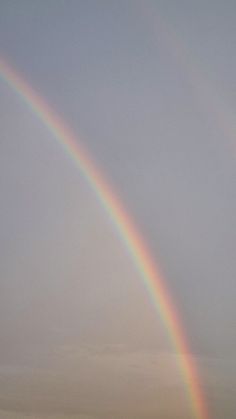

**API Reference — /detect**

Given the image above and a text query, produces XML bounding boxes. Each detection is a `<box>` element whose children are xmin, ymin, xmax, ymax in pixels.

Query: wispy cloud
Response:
<box><xmin>0</xmin><ymin>343</ymin><xmax>195</xmax><ymax>418</ymax></box>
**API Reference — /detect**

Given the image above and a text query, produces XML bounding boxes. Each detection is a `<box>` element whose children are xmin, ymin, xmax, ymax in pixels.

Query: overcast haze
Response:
<box><xmin>0</xmin><ymin>1</ymin><xmax>236</xmax><ymax>418</ymax></box>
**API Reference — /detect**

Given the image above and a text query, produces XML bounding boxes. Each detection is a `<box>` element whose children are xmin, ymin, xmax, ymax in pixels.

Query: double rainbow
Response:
<box><xmin>0</xmin><ymin>58</ymin><xmax>209</xmax><ymax>419</ymax></box>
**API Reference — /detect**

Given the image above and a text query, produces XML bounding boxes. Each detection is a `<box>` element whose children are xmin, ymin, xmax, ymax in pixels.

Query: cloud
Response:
<box><xmin>0</xmin><ymin>343</ymin><xmax>192</xmax><ymax>418</ymax></box>
<box><xmin>0</xmin><ymin>411</ymin><xmax>97</xmax><ymax>419</ymax></box>
<box><xmin>55</xmin><ymin>342</ymin><xmax>184</xmax><ymax>386</ymax></box>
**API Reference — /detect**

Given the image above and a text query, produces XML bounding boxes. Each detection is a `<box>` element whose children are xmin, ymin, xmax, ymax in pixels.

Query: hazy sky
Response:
<box><xmin>0</xmin><ymin>1</ymin><xmax>236</xmax><ymax>418</ymax></box>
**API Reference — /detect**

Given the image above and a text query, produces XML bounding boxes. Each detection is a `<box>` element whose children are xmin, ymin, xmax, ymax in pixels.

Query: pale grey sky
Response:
<box><xmin>0</xmin><ymin>1</ymin><xmax>235</xmax><ymax>418</ymax></box>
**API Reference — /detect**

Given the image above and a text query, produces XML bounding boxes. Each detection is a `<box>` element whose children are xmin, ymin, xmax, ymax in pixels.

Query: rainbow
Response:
<box><xmin>138</xmin><ymin>4</ymin><xmax>236</xmax><ymax>154</ymax></box>
<box><xmin>0</xmin><ymin>58</ymin><xmax>209</xmax><ymax>419</ymax></box>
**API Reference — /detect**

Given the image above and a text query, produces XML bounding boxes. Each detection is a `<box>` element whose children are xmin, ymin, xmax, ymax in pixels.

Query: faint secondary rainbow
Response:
<box><xmin>0</xmin><ymin>58</ymin><xmax>209</xmax><ymax>419</ymax></box>
<box><xmin>137</xmin><ymin>4</ymin><xmax>236</xmax><ymax>154</ymax></box>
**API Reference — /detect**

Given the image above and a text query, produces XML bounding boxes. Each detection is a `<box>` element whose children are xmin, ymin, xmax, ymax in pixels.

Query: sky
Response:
<box><xmin>0</xmin><ymin>1</ymin><xmax>236</xmax><ymax>418</ymax></box>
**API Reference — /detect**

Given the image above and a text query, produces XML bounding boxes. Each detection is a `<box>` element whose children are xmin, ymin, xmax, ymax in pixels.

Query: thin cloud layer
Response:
<box><xmin>0</xmin><ymin>345</ymin><xmax>190</xmax><ymax>418</ymax></box>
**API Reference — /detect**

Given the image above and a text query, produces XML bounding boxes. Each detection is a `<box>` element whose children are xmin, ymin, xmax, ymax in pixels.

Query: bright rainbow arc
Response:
<box><xmin>0</xmin><ymin>58</ymin><xmax>209</xmax><ymax>419</ymax></box>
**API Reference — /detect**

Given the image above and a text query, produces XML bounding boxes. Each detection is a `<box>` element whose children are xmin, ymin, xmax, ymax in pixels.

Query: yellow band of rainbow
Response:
<box><xmin>0</xmin><ymin>58</ymin><xmax>209</xmax><ymax>419</ymax></box>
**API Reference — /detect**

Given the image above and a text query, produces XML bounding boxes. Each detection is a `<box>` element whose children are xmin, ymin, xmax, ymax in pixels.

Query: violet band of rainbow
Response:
<box><xmin>0</xmin><ymin>58</ymin><xmax>209</xmax><ymax>419</ymax></box>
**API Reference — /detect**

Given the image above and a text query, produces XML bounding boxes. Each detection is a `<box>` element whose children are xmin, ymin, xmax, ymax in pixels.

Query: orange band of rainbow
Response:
<box><xmin>0</xmin><ymin>58</ymin><xmax>209</xmax><ymax>419</ymax></box>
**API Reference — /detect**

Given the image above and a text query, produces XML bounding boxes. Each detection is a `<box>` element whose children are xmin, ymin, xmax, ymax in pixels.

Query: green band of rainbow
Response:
<box><xmin>0</xmin><ymin>58</ymin><xmax>209</xmax><ymax>419</ymax></box>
